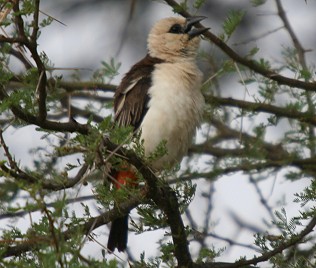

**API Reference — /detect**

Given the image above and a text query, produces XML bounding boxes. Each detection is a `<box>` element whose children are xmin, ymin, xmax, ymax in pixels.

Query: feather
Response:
<box><xmin>114</xmin><ymin>54</ymin><xmax>164</xmax><ymax>130</ymax></box>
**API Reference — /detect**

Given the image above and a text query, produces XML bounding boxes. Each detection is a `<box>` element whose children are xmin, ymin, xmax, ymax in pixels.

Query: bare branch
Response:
<box><xmin>275</xmin><ymin>0</ymin><xmax>307</xmax><ymax>70</ymax></box>
<box><xmin>207</xmin><ymin>96</ymin><xmax>316</xmax><ymax>126</ymax></box>
<box><xmin>275</xmin><ymin>0</ymin><xmax>316</xmax><ymax>157</ymax></box>
<box><xmin>0</xmin><ymin>128</ymin><xmax>20</xmax><ymax>170</ymax></box>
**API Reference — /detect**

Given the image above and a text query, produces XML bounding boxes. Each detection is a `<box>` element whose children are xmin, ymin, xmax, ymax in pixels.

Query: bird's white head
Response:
<box><xmin>147</xmin><ymin>16</ymin><xmax>208</xmax><ymax>62</ymax></box>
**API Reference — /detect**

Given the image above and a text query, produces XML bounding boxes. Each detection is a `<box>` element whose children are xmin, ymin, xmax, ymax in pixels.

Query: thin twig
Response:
<box><xmin>0</xmin><ymin>128</ymin><xmax>19</xmax><ymax>170</ymax></box>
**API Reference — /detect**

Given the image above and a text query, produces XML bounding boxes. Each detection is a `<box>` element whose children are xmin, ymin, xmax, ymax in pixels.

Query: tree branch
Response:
<box><xmin>164</xmin><ymin>0</ymin><xmax>316</xmax><ymax>92</ymax></box>
<box><xmin>0</xmin><ymin>195</ymin><xmax>95</xmax><ymax>220</ymax></box>
<box><xmin>208</xmin><ymin>96</ymin><xmax>316</xmax><ymax>126</ymax></box>
<box><xmin>275</xmin><ymin>0</ymin><xmax>307</xmax><ymax>70</ymax></box>
<box><xmin>0</xmin><ymin>85</ymin><xmax>89</xmax><ymax>134</ymax></box>
<box><xmin>0</xmin><ymin>160</ymin><xmax>89</xmax><ymax>191</ymax></box>
<box><xmin>54</xmin><ymin>80</ymin><xmax>116</xmax><ymax>93</ymax></box>
<box><xmin>12</xmin><ymin>1</ymin><xmax>27</xmax><ymax>42</ymax></box>
<box><xmin>31</xmin><ymin>0</ymin><xmax>40</xmax><ymax>44</ymax></box>
<box><xmin>275</xmin><ymin>0</ymin><xmax>316</xmax><ymax>157</ymax></box>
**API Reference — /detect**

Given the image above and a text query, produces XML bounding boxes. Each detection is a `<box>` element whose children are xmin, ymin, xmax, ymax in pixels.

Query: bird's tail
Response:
<box><xmin>107</xmin><ymin>169</ymin><xmax>137</xmax><ymax>252</ymax></box>
<box><xmin>107</xmin><ymin>215</ymin><xmax>129</xmax><ymax>252</ymax></box>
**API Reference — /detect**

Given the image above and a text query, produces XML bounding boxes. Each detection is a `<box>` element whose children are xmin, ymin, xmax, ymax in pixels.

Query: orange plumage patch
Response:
<box><xmin>115</xmin><ymin>170</ymin><xmax>138</xmax><ymax>189</ymax></box>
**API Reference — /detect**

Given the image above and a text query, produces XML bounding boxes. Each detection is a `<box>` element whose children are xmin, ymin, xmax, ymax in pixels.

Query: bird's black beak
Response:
<box><xmin>185</xmin><ymin>16</ymin><xmax>209</xmax><ymax>39</ymax></box>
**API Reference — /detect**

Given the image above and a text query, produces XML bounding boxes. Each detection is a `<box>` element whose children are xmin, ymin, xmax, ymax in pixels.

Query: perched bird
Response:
<box><xmin>107</xmin><ymin>16</ymin><xmax>208</xmax><ymax>252</ymax></box>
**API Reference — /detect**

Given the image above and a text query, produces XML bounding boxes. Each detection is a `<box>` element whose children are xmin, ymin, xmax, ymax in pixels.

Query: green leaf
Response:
<box><xmin>299</xmin><ymin>69</ymin><xmax>312</xmax><ymax>80</ymax></box>
<box><xmin>173</xmin><ymin>1</ymin><xmax>188</xmax><ymax>13</ymax></box>
<box><xmin>223</xmin><ymin>10</ymin><xmax>246</xmax><ymax>38</ymax></box>
<box><xmin>193</xmin><ymin>0</ymin><xmax>206</xmax><ymax>9</ymax></box>
<box><xmin>247</xmin><ymin>46</ymin><xmax>260</xmax><ymax>57</ymax></box>
<box><xmin>20</xmin><ymin>0</ymin><xmax>35</xmax><ymax>15</ymax></box>
<box><xmin>251</xmin><ymin>0</ymin><xmax>267</xmax><ymax>7</ymax></box>
<box><xmin>197</xmin><ymin>247</ymin><xmax>224</xmax><ymax>264</ymax></box>
<box><xmin>98</xmin><ymin>115</ymin><xmax>113</xmax><ymax>131</ymax></box>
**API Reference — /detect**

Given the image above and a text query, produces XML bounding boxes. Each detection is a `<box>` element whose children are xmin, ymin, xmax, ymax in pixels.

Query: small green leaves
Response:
<box><xmin>111</xmin><ymin>125</ymin><xmax>134</xmax><ymax>145</ymax></box>
<box><xmin>173</xmin><ymin>0</ymin><xmax>188</xmax><ymax>13</ymax></box>
<box><xmin>294</xmin><ymin>180</ymin><xmax>316</xmax><ymax>206</ymax></box>
<box><xmin>133</xmin><ymin>252</ymin><xmax>161</xmax><ymax>268</ymax></box>
<box><xmin>247</xmin><ymin>46</ymin><xmax>260</xmax><ymax>57</ymax></box>
<box><xmin>147</xmin><ymin>140</ymin><xmax>168</xmax><ymax>163</ymax></box>
<box><xmin>101</xmin><ymin>58</ymin><xmax>121</xmax><ymax>79</ymax></box>
<box><xmin>251</xmin><ymin>0</ymin><xmax>267</xmax><ymax>7</ymax></box>
<box><xmin>20</xmin><ymin>0</ymin><xmax>35</xmax><ymax>16</ymax></box>
<box><xmin>196</xmin><ymin>247</ymin><xmax>225</xmax><ymax>264</ymax></box>
<box><xmin>273</xmin><ymin>208</ymin><xmax>302</xmax><ymax>238</ymax></box>
<box><xmin>39</xmin><ymin>16</ymin><xmax>53</xmax><ymax>28</ymax></box>
<box><xmin>223</xmin><ymin>10</ymin><xmax>246</xmax><ymax>39</ymax></box>
<box><xmin>299</xmin><ymin>68</ymin><xmax>312</xmax><ymax>81</ymax></box>
<box><xmin>193</xmin><ymin>0</ymin><xmax>206</xmax><ymax>10</ymax></box>
<box><xmin>93</xmin><ymin>58</ymin><xmax>121</xmax><ymax>83</ymax></box>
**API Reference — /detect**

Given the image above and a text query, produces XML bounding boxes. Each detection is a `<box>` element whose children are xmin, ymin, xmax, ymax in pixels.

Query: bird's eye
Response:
<box><xmin>168</xmin><ymin>24</ymin><xmax>183</xmax><ymax>34</ymax></box>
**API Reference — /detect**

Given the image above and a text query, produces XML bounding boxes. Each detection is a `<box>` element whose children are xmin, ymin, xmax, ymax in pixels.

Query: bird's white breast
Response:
<box><xmin>140</xmin><ymin>61</ymin><xmax>204</xmax><ymax>170</ymax></box>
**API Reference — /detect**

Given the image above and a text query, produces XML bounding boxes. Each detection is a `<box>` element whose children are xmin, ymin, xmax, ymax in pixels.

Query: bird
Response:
<box><xmin>107</xmin><ymin>16</ymin><xmax>208</xmax><ymax>252</ymax></box>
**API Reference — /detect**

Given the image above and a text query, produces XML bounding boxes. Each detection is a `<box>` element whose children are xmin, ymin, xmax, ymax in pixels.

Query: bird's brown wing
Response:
<box><xmin>114</xmin><ymin>54</ymin><xmax>163</xmax><ymax>130</ymax></box>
